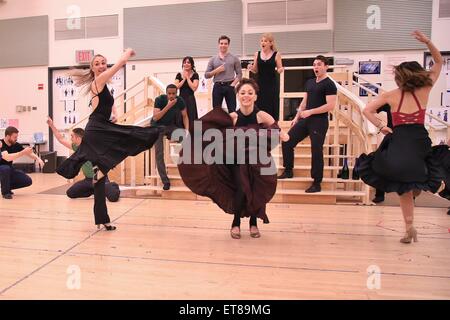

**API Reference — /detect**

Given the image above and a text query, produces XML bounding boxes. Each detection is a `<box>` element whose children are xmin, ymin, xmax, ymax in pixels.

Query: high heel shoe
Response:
<box><xmin>400</xmin><ymin>227</ymin><xmax>418</xmax><ymax>243</ymax></box>
<box><xmin>97</xmin><ymin>224</ymin><xmax>117</xmax><ymax>231</ymax></box>
<box><xmin>249</xmin><ymin>226</ymin><xmax>261</xmax><ymax>238</ymax></box>
<box><xmin>230</xmin><ymin>226</ymin><xmax>241</xmax><ymax>239</ymax></box>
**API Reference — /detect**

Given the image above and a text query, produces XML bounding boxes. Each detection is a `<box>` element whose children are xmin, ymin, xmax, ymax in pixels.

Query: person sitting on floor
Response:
<box><xmin>0</xmin><ymin>126</ymin><xmax>44</xmax><ymax>199</ymax></box>
<box><xmin>47</xmin><ymin>117</ymin><xmax>120</xmax><ymax>202</ymax></box>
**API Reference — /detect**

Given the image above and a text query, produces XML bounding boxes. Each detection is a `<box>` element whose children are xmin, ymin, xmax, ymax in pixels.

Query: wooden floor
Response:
<box><xmin>0</xmin><ymin>173</ymin><xmax>449</xmax><ymax>300</ymax></box>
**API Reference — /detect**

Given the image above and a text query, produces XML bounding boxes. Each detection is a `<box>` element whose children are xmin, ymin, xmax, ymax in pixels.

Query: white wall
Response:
<box><xmin>0</xmin><ymin>67</ymin><xmax>48</xmax><ymax>143</ymax></box>
<box><xmin>432</xmin><ymin>0</ymin><xmax>450</xmax><ymax>51</ymax></box>
<box><xmin>1</xmin><ymin>0</ymin><xmax>449</xmax><ymax>150</ymax></box>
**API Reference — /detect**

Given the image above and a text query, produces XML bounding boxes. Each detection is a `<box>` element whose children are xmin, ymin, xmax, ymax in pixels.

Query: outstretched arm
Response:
<box><xmin>257</xmin><ymin>111</ymin><xmax>289</xmax><ymax>142</ymax></box>
<box><xmin>412</xmin><ymin>30</ymin><xmax>443</xmax><ymax>85</ymax></box>
<box><xmin>92</xmin><ymin>48</ymin><xmax>136</xmax><ymax>94</ymax></box>
<box><xmin>47</xmin><ymin>117</ymin><xmax>72</xmax><ymax>149</ymax></box>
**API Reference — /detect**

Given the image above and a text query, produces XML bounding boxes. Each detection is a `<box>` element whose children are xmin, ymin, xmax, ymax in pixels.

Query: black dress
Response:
<box><xmin>177</xmin><ymin>107</ymin><xmax>279</xmax><ymax>223</ymax></box>
<box><xmin>256</xmin><ymin>51</ymin><xmax>280</xmax><ymax>121</ymax></box>
<box><xmin>175</xmin><ymin>72</ymin><xmax>199</xmax><ymax>123</ymax></box>
<box><xmin>57</xmin><ymin>85</ymin><xmax>161</xmax><ymax>178</ymax></box>
<box><xmin>357</xmin><ymin>91</ymin><xmax>444</xmax><ymax>195</ymax></box>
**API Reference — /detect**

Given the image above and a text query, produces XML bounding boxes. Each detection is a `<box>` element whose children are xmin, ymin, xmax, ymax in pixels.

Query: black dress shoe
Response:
<box><xmin>163</xmin><ymin>183</ymin><xmax>171</xmax><ymax>190</ymax></box>
<box><xmin>277</xmin><ymin>170</ymin><xmax>293</xmax><ymax>179</ymax></box>
<box><xmin>305</xmin><ymin>184</ymin><xmax>321</xmax><ymax>193</ymax></box>
<box><xmin>372</xmin><ymin>196</ymin><xmax>385</xmax><ymax>203</ymax></box>
<box><xmin>97</xmin><ymin>224</ymin><xmax>117</xmax><ymax>231</ymax></box>
<box><xmin>2</xmin><ymin>193</ymin><xmax>13</xmax><ymax>199</ymax></box>
<box><xmin>439</xmin><ymin>189</ymin><xmax>450</xmax><ymax>201</ymax></box>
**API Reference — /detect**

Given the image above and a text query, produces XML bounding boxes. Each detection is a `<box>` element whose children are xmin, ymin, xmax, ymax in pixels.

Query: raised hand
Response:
<box><xmin>123</xmin><ymin>48</ymin><xmax>136</xmax><ymax>59</ymax></box>
<box><xmin>215</xmin><ymin>64</ymin><xmax>225</xmax><ymax>74</ymax></box>
<box><xmin>167</xmin><ymin>98</ymin><xmax>178</xmax><ymax>109</ymax></box>
<box><xmin>46</xmin><ymin>116</ymin><xmax>54</xmax><ymax>127</ymax></box>
<box><xmin>37</xmin><ymin>158</ymin><xmax>45</xmax><ymax>168</ymax></box>
<box><xmin>412</xmin><ymin>30</ymin><xmax>430</xmax><ymax>44</ymax></box>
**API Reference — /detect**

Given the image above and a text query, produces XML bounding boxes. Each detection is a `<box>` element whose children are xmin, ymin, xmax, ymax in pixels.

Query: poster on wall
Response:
<box><xmin>8</xmin><ymin>119</ymin><xmax>19</xmax><ymax>128</ymax></box>
<box><xmin>424</xmin><ymin>52</ymin><xmax>450</xmax><ymax>127</ymax></box>
<box><xmin>384</xmin><ymin>55</ymin><xmax>408</xmax><ymax>79</ymax></box>
<box><xmin>424</xmin><ymin>52</ymin><xmax>450</xmax><ymax>74</ymax></box>
<box><xmin>359</xmin><ymin>83</ymin><xmax>382</xmax><ymax>97</ymax></box>
<box><xmin>51</xmin><ymin>66</ymin><xmax>125</xmax><ymax>156</ymax></box>
<box><xmin>427</xmin><ymin>107</ymin><xmax>449</xmax><ymax>127</ymax></box>
<box><xmin>198</xmin><ymin>76</ymin><xmax>208</xmax><ymax>93</ymax></box>
<box><xmin>0</xmin><ymin>119</ymin><xmax>19</xmax><ymax>129</ymax></box>
<box><xmin>358</xmin><ymin>60</ymin><xmax>381</xmax><ymax>75</ymax></box>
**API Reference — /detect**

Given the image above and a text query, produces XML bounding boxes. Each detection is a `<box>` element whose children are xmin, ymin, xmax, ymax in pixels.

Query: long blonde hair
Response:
<box><xmin>261</xmin><ymin>33</ymin><xmax>277</xmax><ymax>52</ymax></box>
<box><xmin>69</xmin><ymin>54</ymin><xmax>106</xmax><ymax>95</ymax></box>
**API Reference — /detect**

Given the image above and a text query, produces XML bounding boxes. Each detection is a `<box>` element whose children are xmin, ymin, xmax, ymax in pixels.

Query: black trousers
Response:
<box><xmin>375</xmin><ymin>188</ymin><xmax>385</xmax><ymax>199</ymax></box>
<box><xmin>0</xmin><ymin>165</ymin><xmax>32</xmax><ymax>195</ymax></box>
<box><xmin>66</xmin><ymin>176</ymin><xmax>120</xmax><ymax>202</ymax></box>
<box><xmin>282</xmin><ymin>116</ymin><xmax>329</xmax><ymax>184</ymax></box>
<box><xmin>212</xmin><ymin>83</ymin><xmax>236</xmax><ymax>113</ymax></box>
<box><xmin>93</xmin><ymin>176</ymin><xmax>111</xmax><ymax>225</ymax></box>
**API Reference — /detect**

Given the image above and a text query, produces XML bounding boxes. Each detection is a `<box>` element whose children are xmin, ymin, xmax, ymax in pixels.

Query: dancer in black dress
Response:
<box><xmin>178</xmin><ymin>78</ymin><xmax>289</xmax><ymax>239</ymax></box>
<box><xmin>248</xmin><ymin>33</ymin><xmax>284</xmax><ymax>121</ymax></box>
<box><xmin>357</xmin><ymin>31</ymin><xmax>444</xmax><ymax>243</ymax></box>
<box><xmin>57</xmin><ymin>49</ymin><xmax>161</xmax><ymax>231</ymax></box>
<box><xmin>175</xmin><ymin>56</ymin><xmax>199</xmax><ymax>125</ymax></box>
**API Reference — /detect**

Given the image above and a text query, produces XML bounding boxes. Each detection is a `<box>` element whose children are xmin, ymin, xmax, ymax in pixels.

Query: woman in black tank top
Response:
<box><xmin>178</xmin><ymin>79</ymin><xmax>287</xmax><ymax>239</ymax></box>
<box><xmin>57</xmin><ymin>49</ymin><xmax>161</xmax><ymax>231</ymax></box>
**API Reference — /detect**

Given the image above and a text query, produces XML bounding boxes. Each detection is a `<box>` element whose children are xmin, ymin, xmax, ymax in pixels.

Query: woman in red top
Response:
<box><xmin>358</xmin><ymin>31</ymin><xmax>444</xmax><ymax>244</ymax></box>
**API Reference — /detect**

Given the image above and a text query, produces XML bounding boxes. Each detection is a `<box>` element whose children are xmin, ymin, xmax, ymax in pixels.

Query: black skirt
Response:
<box><xmin>57</xmin><ymin>117</ymin><xmax>161</xmax><ymax>179</ymax></box>
<box><xmin>357</xmin><ymin>124</ymin><xmax>444</xmax><ymax>195</ymax></box>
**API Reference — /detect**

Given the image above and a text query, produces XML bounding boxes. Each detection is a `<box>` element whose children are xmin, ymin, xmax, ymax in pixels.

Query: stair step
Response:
<box><xmin>121</xmin><ymin>185</ymin><xmax>366</xmax><ymax>204</ymax></box>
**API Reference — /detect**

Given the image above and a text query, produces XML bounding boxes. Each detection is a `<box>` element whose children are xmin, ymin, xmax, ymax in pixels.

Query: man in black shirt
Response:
<box><xmin>0</xmin><ymin>126</ymin><xmax>44</xmax><ymax>199</ymax></box>
<box><xmin>278</xmin><ymin>55</ymin><xmax>337</xmax><ymax>193</ymax></box>
<box><xmin>152</xmin><ymin>84</ymin><xmax>189</xmax><ymax>190</ymax></box>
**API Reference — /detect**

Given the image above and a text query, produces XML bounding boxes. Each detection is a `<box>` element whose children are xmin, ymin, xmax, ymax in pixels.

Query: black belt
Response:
<box><xmin>214</xmin><ymin>81</ymin><xmax>233</xmax><ymax>86</ymax></box>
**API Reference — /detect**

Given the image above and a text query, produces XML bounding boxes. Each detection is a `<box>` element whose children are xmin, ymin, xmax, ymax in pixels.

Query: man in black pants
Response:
<box><xmin>0</xmin><ymin>126</ymin><xmax>44</xmax><ymax>199</ymax></box>
<box><xmin>151</xmin><ymin>84</ymin><xmax>189</xmax><ymax>190</ymax></box>
<box><xmin>205</xmin><ymin>35</ymin><xmax>242</xmax><ymax>112</ymax></box>
<box><xmin>278</xmin><ymin>55</ymin><xmax>337</xmax><ymax>193</ymax></box>
<box><xmin>47</xmin><ymin>117</ymin><xmax>120</xmax><ymax>202</ymax></box>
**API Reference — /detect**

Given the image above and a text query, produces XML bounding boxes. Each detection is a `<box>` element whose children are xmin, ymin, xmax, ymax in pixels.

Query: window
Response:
<box><xmin>55</xmin><ymin>14</ymin><xmax>118</xmax><ymax>40</ymax></box>
<box><xmin>439</xmin><ymin>0</ymin><xmax>450</xmax><ymax>18</ymax></box>
<box><xmin>244</xmin><ymin>0</ymin><xmax>332</xmax><ymax>33</ymax></box>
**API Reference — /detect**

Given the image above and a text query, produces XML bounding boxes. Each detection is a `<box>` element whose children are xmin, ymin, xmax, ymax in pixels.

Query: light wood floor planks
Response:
<box><xmin>0</xmin><ymin>173</ymin><xmax>449</xmax><ymax>299</ymax></box>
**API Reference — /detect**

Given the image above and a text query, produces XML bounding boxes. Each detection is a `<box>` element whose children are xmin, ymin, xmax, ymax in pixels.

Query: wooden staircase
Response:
<box><xmin>124</xmin><ymin>118</ymin><xmax>369</xmax><ymax>205</ymax></box>
<box><xmin>91</xmin><ymin>67</ymin><xmax>376</xmax><ymax>205</ymax></box>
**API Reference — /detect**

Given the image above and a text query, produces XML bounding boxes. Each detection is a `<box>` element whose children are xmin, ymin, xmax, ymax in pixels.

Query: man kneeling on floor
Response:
<box><xmin>0</xmin><ymin>126</ymin><xmax>44</xmax><ymax>199</ymax></box>
<box><xmin>47</xmin><ymin>117</ymin><xmax>120</xmax><ymax>202</ymax></box>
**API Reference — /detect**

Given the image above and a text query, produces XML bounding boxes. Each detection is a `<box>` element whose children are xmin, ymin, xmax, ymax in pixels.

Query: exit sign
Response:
<box><xmin>76</xmin><ymin>50</ymin><xmax>94</xmax><ymax>64</ymax></box>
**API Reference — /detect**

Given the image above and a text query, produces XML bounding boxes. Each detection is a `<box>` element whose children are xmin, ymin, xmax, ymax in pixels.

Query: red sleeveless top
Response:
<box><xmin>391</xmin><ymin>91</ymin><xmax>426</xmax><ymax>127</ymax></box>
